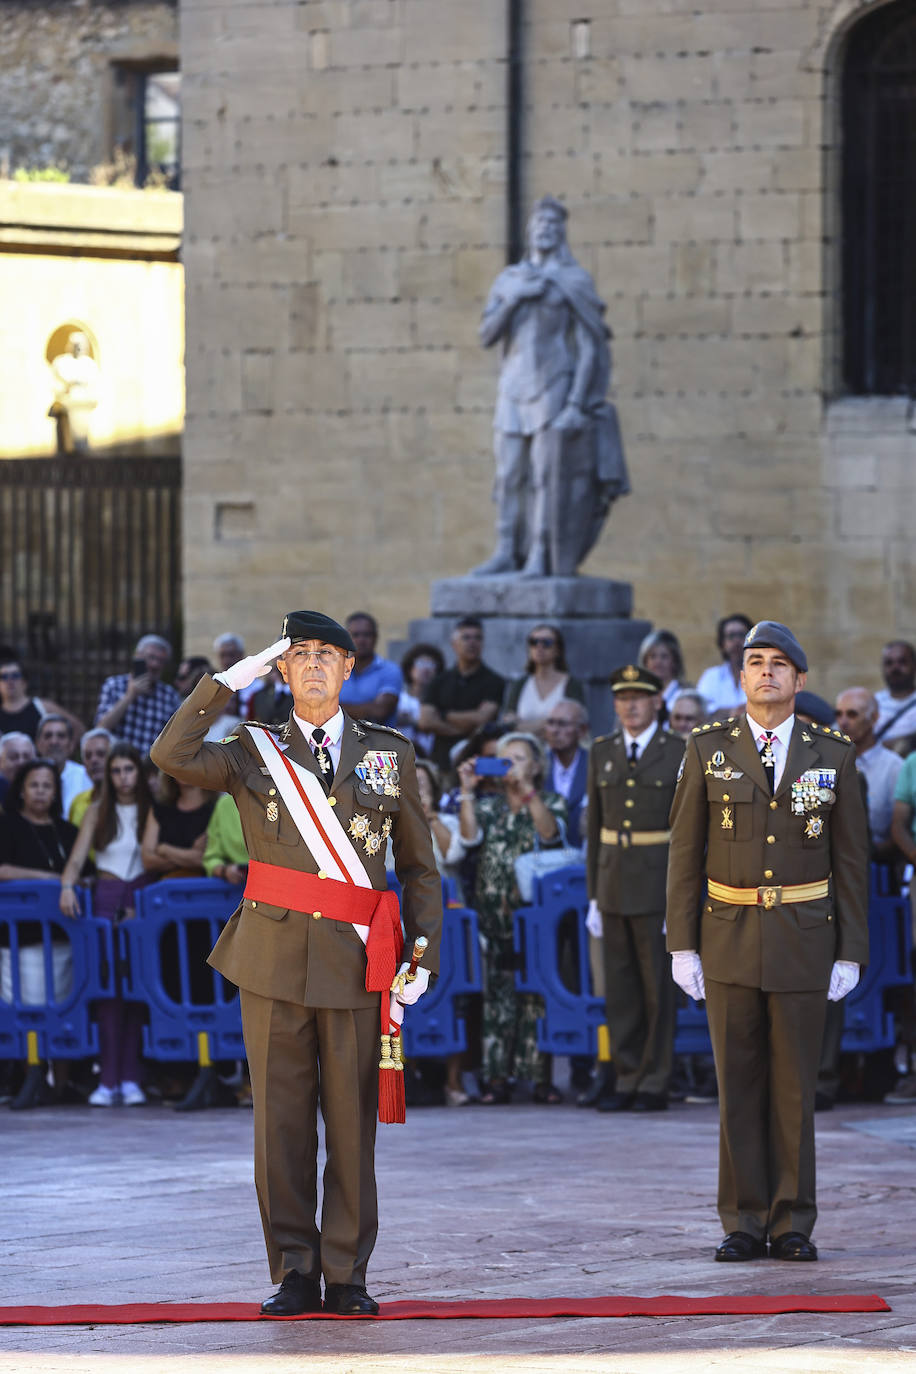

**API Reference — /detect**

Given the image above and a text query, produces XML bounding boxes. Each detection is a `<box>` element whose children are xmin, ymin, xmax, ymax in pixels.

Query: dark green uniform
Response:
<box><xmin>586</xmin><ymin>725</ymin><xmax>685</xmax><ymax>1097</ymax></box>
<box><xmin>666</xmin><ymin>715</ymin><xmax>869</xmax><ymax>1240</ymax></box>
<box><xmin>150</xmin><ymin>675</ymin><xmax>442</xmax><ymax>1288</ymax></box>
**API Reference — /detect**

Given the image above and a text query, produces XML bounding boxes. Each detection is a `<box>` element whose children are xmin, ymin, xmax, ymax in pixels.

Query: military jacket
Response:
<box><xmin>586</xmin><ymin>725</ymin><xmax>685</xmax><ymax>916</ymax></box>
<box><xmin>149</xmin><ymin>676</ymin><xmax>442</xmax><ymax>1009</ymax></box>
<box><xmin>665</xmin><ymin>716</ymin><xmax>869</xmax><ymax>992</ymax></box>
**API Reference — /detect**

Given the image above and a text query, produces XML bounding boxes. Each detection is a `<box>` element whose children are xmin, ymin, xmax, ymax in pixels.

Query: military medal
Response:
<box><xmin>266</xmin><ymin>800</ymin><xmax>279</xmax><ymax>823</ymax></box>
<box><xmin>380</xmin><ymin>816</ymin><xmax>392</xmax><ymax>841</ymax></box>
<box><xmin>348</xmin><ymin>814</ymin><xmax>371</xmax><ymax>841</ymax></box>
<box><xmin>712</xmin><ymin>750</ymin><xmax>725</xmax><ymax>767</ymax></box>
<box><xmin>804</xmin><ymin>816</ymin><xmax>824</xmax><ymax>839</ymax></box>
<box><xmin>363</xmin><ymin>829</ymin><xmax>383</xmax><ymax>857</ymax></box>
<box><xmin>356</xmin><ymin>750</ymin><xmax>399</xmax><ymax>796</ymax></box>
<box><xmin>315</xmin><ymin>745</ymin><xmax>331</xmax><ymax>775</ymax></box>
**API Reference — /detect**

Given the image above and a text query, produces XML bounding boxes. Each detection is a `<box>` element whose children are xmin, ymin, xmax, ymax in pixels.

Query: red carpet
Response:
<box><xmin>0</xmin><ymin>1295</ymin><xmax>890</xmax><ymax>1324</ymax></box>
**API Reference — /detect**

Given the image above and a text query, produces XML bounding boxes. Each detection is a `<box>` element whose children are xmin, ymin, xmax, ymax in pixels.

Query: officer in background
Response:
<box><xmin>666</xmin><ymin>622</ymin><xmax>869</xmax><ymax>1263</ymax></box>
<box><xmin>151</xmin><ymin>612</ymin><xmax>442</xmax><ymax>1316</ymax></box>
<box><xmin>585</xmin><ymin>665</ymin><xmax>685</xmax><ymax>1112</ymax></box>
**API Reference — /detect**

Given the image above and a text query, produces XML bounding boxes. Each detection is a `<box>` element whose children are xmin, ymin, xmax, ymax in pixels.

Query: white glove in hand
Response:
<box><xmin>393</xmin><ymin>964</ymin><xmax>430</xmax><ymax>1007</ymax></box>
<box><xmin>827</xmin><ymin>960</ymin><xmax>860</xmax><ymax>1002</ymax></box>
<box><xmin>671</xmin><ymin>950</ymin><xmax>706</xmax><ymax>1002</ymax></box>
<box><xmin>585</xmin><ymin>899</ymin><xmax>603</xmax><ymax>939</ymax></box>
<box><xmin>213</xmin><ymin>637</ymin><xmax>290</xmax><ymax>693</ymax></box>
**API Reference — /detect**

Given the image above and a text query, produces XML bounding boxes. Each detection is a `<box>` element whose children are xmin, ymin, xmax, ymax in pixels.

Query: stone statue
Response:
<box><xmin>48</xmin><ymin>330</ymin><xmax>100</xmax><ymax>454</ymax></box>
<box><xmin>472</xmin><ymin>196</ymin><xmax>629</xmax><ymax>578</ymax></box>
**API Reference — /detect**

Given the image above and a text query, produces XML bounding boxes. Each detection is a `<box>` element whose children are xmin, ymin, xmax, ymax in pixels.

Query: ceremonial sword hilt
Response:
<box><xmin>404</xmin><ymin>935</ymin><xmax>428</xmax><ymax>983</ymax></box>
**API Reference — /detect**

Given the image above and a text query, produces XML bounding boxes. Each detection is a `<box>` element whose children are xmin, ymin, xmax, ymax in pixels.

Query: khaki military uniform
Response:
<box><xmin>150</xmin><ymin>675</ymin><xmax>442</xmax><ymax>1287</ymax></box>
<box><xmin>666</xmin><ymin>716</ymin><xmax>869</xmax><ymax>1240</ymax></box>
<box><xmin>586</xmin><ymin>725</ymin><xmax>685</xmax><ymax>1096</ymax></box>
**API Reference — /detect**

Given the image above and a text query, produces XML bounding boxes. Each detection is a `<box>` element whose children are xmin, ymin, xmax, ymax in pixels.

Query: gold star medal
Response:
<box><xmin>348</xmin><ymin>814</ymin><xmax>371</xmax><ymax>841</ymax></box>
<box><xmin>804</xmin><ymin>816</ymin><xmax>824</xmax><ymax>839</ymax></box>
<box><xmin>363</xmin><ymin>829</ymin><xmax>383</xmax><ymax>857</ymax></box>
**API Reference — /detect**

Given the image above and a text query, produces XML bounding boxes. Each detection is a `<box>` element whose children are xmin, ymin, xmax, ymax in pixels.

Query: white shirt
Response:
<box><xmin>622</xmin><ymin>720</ymin><xmax>658</xmax><ymax>762</ymax></box>
<box><xmin>875</xmin><ymin>688</ymin><xmax>916</xmax><ymax>744</ymax></box>
<box><xmin>856</xmin><ymin>743</ymin><xmax>904</xmax><ymax>846</ymax></box>
<box><xmin>551</xmin><ymin>753</ymin><xmax>580</xmax><ymax>800</ymax></box>
<box><xmin>60</xmin><ymin>760</ymin><xmax>91</xmax><ymax>815</ymax></box>
<box><xmin>295</xmin><ymin>708</ymin><xmax>345</xmax><ymax>772</ymax></box>
<box><xmin>696</xmin><ymin>661</ymin><xmax>746</xmax><ymax>714</ymax></box>
<box><xmin>745</xmin><ymin>711</ymin><xmax>795</xmax><ymax>791</ymax></box>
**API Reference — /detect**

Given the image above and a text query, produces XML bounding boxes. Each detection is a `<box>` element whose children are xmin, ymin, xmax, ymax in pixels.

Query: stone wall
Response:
<box><xmin>0</xmin><ymin>0</ymin><xmax>177</xmax><ymax>182</ymax></box>
<box><xmin>179</xmin><ymin>0</ymin><xmax>914</xmax><ymax>703</ymax></box>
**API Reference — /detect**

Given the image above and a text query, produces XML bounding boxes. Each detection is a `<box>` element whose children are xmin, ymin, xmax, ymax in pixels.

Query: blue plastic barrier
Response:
<box><xmin>0</xmin><ymin>882</ymin><xmax>114</xmax><ymax>1061</ymax></box>
<box><xmin>400</xmin><ymin>903</ymin><xmax>482</xmax><ymax>1058</ymax></box>
<box><xmin>513</xmin><ymin>864</ymin><xmax>909</xmax><ymax>1060</ymax></box>
<box><xmin>123</xmin><ymin>878</ymin><xmax>246</xmax><ymax>1062</ymax></box>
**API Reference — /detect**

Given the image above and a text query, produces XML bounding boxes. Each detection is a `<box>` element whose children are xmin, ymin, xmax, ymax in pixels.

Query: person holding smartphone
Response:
<box><xmin>457</xmin><ymin>732</ymin><xmax>566</xmax><ymax>1104</ymax></box>
<box><xmin>94</xmin><ymin>635</ymin><xmax>181</xmax><ymax>759</ymax></box>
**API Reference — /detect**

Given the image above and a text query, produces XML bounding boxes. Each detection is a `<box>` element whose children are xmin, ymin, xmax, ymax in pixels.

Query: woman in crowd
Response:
<box><xmin>0</xmin><ymin>659</ymin><xmax>84</xmax><ymax>741</ymax></box>
<box><xmin>142</xmin><ymin>772</ymin><xmax>215</xmax><ymax>879</ymax></box>
<box><xmin>458</xmin><ymin>732</ymin><xmax>566</xmax><ymax>1104</ymax></box>
<box><xmin>637</xmin><ymin>629</ymin><xmax>690</xmax><ymax>720</ymax></box>
<box><xmin>60</xmin><ymin>743</ymin><xmax>154</xmax><ymax>1107</ymax></box>
<box><xmin>396</xmin><ymin>642</ymin><xmax>445</xmax><ymax>757</ymax></box>
<box><xmin>0</xmin><ymin>759</ymin><xmax>82</xmax><ymax>1106</ymax></box>
<box><xmin>202</xmin><ymin>792</ymin><xmax>248</xmax><ymax>886</ymax></box>
<box><xmin>502</xmin><ymin>625</ymin><xmax>584</xmax><ymax>737</ymax></box>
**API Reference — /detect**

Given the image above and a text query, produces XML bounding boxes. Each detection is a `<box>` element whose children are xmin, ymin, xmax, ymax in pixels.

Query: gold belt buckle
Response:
<box><xmin>618</xmin><ymin>831</ymin><xmax>630</xmax><ymax>849</ymax></box>
<box><xmin>757</xmin><ymin>885</ymin><xmax>782</xmax><ymax>909</ymax></box>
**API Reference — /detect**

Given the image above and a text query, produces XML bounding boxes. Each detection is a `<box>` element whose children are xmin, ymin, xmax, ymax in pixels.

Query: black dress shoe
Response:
<box><xmin>260</xmin><ymin>1271</ymin><xmax>322</xmax><ymax>1316</ymax></box>
<box><xmin>596</xmin><ymin>1090</ymin><xmax>635</xmax><ymax>1113</ymax></box>
<box><xmin>323</xmin><ymin>1283</ymin><xmax>379</xmax><ymax>1316</ymax></box>
<box><xmin>578</xmin><ymin>1064</ymin><xmax>616</xmax><ymax>1108</ymax></box>
<box><xmin>715</xmin><ymin>1231</ymin><xmax>767</xmax><ymax>1262</ymax></box>
<box><xmin>769</xmin><ymin>1231</ymin><xmax>818</xmax><ymax>1261</ymax></box>
<box><xmin>631</xmin><ymin>1092</ymin><xmax>668</xmax><ymax>1112</ymax></box>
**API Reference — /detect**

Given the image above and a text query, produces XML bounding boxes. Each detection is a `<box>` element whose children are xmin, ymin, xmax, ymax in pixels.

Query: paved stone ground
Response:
<box><xmin>2</xmin><ymin>1088</ymin><xmax>916</xmax><ymax>1372</ymax></box>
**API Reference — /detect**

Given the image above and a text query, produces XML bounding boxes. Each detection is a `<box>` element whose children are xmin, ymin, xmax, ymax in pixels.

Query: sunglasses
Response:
<box><xmin>0</xmin><ymin>669</ymin><xmax>22</xmax><ymax>680</ymax></box>
<box><xmin>527</xmin><ymin>636</ymin><xmax>557</xmax><ymax>648</ymax></box>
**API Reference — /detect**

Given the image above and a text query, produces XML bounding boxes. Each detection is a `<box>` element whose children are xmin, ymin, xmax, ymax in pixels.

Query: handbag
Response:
<box><xmin>513</xmin><ymin>819</ymin><xmax>584</xmax><ymax>904</ymax></box>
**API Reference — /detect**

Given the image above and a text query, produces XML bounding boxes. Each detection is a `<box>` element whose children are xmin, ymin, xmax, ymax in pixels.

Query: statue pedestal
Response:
<box><xmin>401</xmin><ymin>575</ymin><xmax>651</xmax><ymax>736</ymax></box>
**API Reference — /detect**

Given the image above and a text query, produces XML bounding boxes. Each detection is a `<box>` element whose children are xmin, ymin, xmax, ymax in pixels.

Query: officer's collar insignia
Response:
<box><xmin>730</xmin><ymin>727</ymin><xmax>741</xmax><ymax>738</ymax></box>
<box><xmin>352</xmin><ymin>721</ymin><xmax>366</xmax><ymax>739</ymax></box>
<box><xmin>802</xmin><ymin>730</ymin><xmax>812</xmax><ymax>743</ymax></box>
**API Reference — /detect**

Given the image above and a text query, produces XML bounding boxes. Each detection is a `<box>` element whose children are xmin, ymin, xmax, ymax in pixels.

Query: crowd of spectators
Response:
<box><xmin>1</xmin><ymin>620</ymin><xmax>915</xmax><ymax>1113</ymax></box>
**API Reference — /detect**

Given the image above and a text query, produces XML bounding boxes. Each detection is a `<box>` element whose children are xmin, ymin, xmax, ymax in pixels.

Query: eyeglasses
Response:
<box><xmin>288</xmin><ymin>647</ymin><xmax>347</xmax><ymax>666</ymax></box>
<box><xmin>0</xmin><ymin>669</ymin><xmax>22</xmax><ymax>680</ymax></box>
<box><xmin>545</xmin><ymin>718</ymin><xmax>577</xmax><ymax>729</ymax></box>
<box><xmin>528</xmin><ymin>636</ymin><xmax>557</xmax><ymax>649</ymax></box>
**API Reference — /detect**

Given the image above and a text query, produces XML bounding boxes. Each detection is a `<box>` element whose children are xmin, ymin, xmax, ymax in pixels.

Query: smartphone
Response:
<box><xmin>474</xmin><ymin>756</ymin><xmax>512</xmax><ymax>777</ymax></box>
<box><xmin>131</xmin><ymin>657</ymin><xmax>147</xmax><ymax>678</ymax></box>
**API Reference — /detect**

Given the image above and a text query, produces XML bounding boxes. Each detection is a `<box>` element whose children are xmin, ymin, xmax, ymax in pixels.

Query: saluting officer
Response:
<box><xmin>666</xmin><ymin>622</ymin><xmax>869</xmax><ymax>1263</ymax></box>
<box><xmin>585</xmin><ymin>665</ymin><xmax>685</xmax><ymax>1112</ymax></box>
<box><xmin>150</xmin><ymin>612</ymin><xmax>442</xmax><ymax>1316</ymax></box>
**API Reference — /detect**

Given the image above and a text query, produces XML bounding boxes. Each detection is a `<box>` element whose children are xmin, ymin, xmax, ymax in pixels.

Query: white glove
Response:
<box><xmin>585</xmin><ymin>900</ymin><xmax>603</xmax><ymax>938</ymax></box>
<box><xmin>671</xmin><ymin>950</ymin><xmax>706</xmax><ymax>1002</ymax></box>
<box><xmin>827</xmin><ymin>960</ymin><xmax>860</xmax><ymax>1002</ymax></box>
<box><xmin>393</xmin><ymin>964</ymin><xmax>430</xmax><ymax>1007</ymax></box>
<box><xmin>213</xmin><ymin>637</ymin><xmax>290</xmax><ymax>692</ymax></box>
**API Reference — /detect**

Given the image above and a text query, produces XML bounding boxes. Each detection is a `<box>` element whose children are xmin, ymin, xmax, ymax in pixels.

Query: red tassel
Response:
<box><xmin>378</xmin><ymin>1033</ymin><xmax>406</xmax><ymax>1124</ymax></box>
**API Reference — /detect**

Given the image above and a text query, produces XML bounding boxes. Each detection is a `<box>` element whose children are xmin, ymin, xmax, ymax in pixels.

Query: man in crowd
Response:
<box><xmin>95</xmin><ymin>634</ymin><xmax>181</xmax><ymax>758</ymax></box>
<box><xmin>668</xmin><ymin>690</ymin><xmax>707</xmax><ymax>738</ymax></box>
<box><xmin>696</xmin><ymin>614</ymin><xmax>753</xmax><ymax>715</ymax></box>
<box><xmin>174</xmin><ymin>656</ymin><xmax>214</xmax><ymax>699</ymax></box>
<box><xmin>875</xmin><ymin>640</ymin><xmax>916</xmax><ymax>755</ymax></box>
<box><xmin>337</xmin><ymin>613</ymin><xmax>402</xmax><ymax>726</ymax></box>
<box><xmin>150</xmin><ymin>611</ymin><xmax>442</xmax><ymax>1317</ymax></box>
<box><xmin>68</xmin><ymin>727</ymin><xmax>114</xmax><ymax>827</ymax></box>
<box><xmin>667</xmin><ymin>621</ymin><xmax>869</xmax><ymax>1262</ymax></box>
<box><xmin>419</xmin><ymin>618</ymin><xmax>505</xmax><ymax>775</ymax></box>
<box><xmin>0</xmin><ymin>732</ymin><xmax>35</xmax><ymax>807</ymax></box>
<box><xmin>835</xmin><ymin>687</ymin><xmax>903</xmax><ymax>860</ymax></box>
<box><xmin>35</xmin><ymin>715</ymin><xmax>90</xmax><ymax>815</ymax></box>
<box><xmin>543</xmin><ymin>698</ymin><xmax>590</xmax><ymax>847</ymax></box>
<box><xmin>585</xmin><ymin>665</ymin><xmax>685</xmax><ymax>1113</ymax></box>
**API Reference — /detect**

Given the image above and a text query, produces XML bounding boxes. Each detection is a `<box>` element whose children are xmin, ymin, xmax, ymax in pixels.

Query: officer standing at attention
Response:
<box><xmin>666</xmin><ymin>622</ymin><xmax>869</xmax><ymax>1263</ymax></box>
<box><xmin>585</xmin><ymin>665</ymin><xmax>685</xmax><ymax>1112</ymax></box>
<box><xmin>150</xmin><ymin>612</ymin><xmax>442</xmax><ymax>1316</ymax></box>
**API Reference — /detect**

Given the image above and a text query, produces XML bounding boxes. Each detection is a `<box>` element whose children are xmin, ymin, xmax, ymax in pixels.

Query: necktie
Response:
<box><xmin>628</xmin><ymin>741</ymin><xmax>639</xmax><ymax>769</ymax></box>
<box><xmin>311</xmin><ymin>726</ymin><xmax>332</xmax><ymax>777</ymax></box>
<box><xmin>759</xmin><ymin>730</ymin><xmax>775</xmax><ymax>793</ymax></box>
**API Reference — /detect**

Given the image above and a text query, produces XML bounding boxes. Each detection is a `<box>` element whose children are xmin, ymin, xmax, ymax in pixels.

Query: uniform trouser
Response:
<box><xmin>705</xmin><ymin>979</ymin><xmax>827</xmax><ymax>1241</ymax></box>
<box><xmin>816</xmin><ymin>998</ymin><xmax>846</xmax><ymax>1102</ymax></box>
<box><xmin>601</xmin><ymin>911</ymin><xmax>674</xmax><ymax>1096</ymax></box>
<box><xmin>240</xmin><ymin>989</ymin><xmax>380</xmax><ymax>1287</ymax></box>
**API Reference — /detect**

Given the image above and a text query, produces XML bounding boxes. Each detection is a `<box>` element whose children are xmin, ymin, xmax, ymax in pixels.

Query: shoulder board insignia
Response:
<box><xmin>692</xmin><ymin>727</ymin><xmax>702</xmax><ymax>735</ymax></box>
<box><xmin>218</xmin><ymin>734</ymin><xmax>239</xmax><ymax>744</ymax></box>
<box><xmin>359</xmin><ymin>720</ymin><xmax>410</xmax><ymax>742</ymax></box>
<box><xmin>593</xmin><ymin>732</ymin><xmax>613</xmax><ymax>744</ymax></box>
<box><xmin>245</xmin><ymin>720</ymin><xmax>280</xmax><ymax>733</ymax></box>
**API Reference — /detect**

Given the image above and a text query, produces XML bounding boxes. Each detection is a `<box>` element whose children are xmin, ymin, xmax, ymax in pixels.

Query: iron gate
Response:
<box><xmin>0</xmin><ymin>456</ymin><xmax>181</xmax><ymax>727</ymax></box>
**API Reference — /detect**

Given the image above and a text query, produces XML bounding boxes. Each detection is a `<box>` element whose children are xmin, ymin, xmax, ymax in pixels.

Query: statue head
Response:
<box><xmin>526</xmin><ymin>196</ymin><xmax>572</xmax><ymax>261</ymax></box>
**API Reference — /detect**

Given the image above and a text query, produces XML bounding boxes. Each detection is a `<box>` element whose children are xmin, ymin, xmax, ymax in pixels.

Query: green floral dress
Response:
<box><xmin>472</xmin><ymin>791</ymin><xmax>567</xmax><ymax>1084</ymax></box>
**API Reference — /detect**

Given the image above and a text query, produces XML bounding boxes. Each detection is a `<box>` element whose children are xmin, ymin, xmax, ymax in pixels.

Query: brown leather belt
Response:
<box><xmin>600</xmin><ymin>827</ymin><xmax>670</xmax><ymax>849</ymax></box>
<box><xmin>707</xmin><ymin>878</ymin><xmax>829</xmax><ymax>910</ymax></box>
